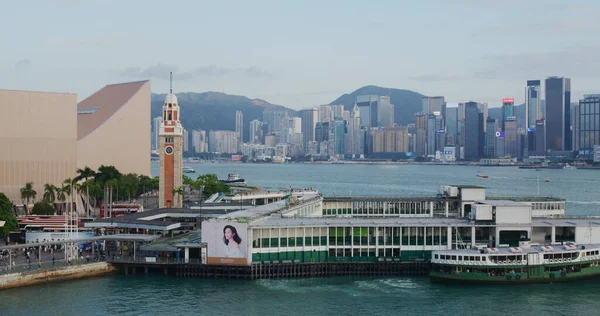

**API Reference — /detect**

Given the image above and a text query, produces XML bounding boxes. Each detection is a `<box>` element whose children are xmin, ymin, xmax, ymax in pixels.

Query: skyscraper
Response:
<box><xmin>378</xmin><ymin>96</ymin><xmax>395</xmax><ymax>127</ymax></box>
<box><xmin>415</xmin><ymin>113</ymin><xmax>427</xmax><ymax>157</ymax></box>
<box><xmin>427</xmin><ymin>114</ymin><xmax>436</xmax><ymax>156</ymax></box>
<box><xmin>445</xmin><ymin>103</ymin><xmax>459</xmax><ymax>147</ymax></box>
<box><xmin>183</xmin><ymin>128</ymin><xmax>189</xmax><ymax>152</ymax></box>
<box><xmin>526</xmin><ymin>80</ymin><xmax>542</xmax><ymax>128</ymax></box>
<box><xmin>249</xmin><ymin>119</ymin><xmax>263</xmax><ymax>144</ymax></box>
<box><xmin>485</xmin><ymin>118</ymin><xmax>497</xmax><ymax>157</ymax></box>
<box><xmin>263</xmin><ymin>110</ymin><xmax>288</xmax><ymax>134</ymax></box>
<box><xmin>152</xmin><ymin>116</ymin><xmax>163</xmax><ymax>151</ymax></box>
<box><xmin>504</xmin><ymin>120</ymin><xmax>518</xmax><ymax>158</ymax></box>
<box><xmin>235</xmin><ymin>111</ymin><xmax>243</xmax><ymax>143</ymax></box>
<box><xmin>464</xmin><ymin>102</ymin><xmax>482</xmax><ymax>160</ymax></box>
<box><xmin>501</xmin><ymin>98</ymin><xmax>515</xmax><ymax>131</ymax></box>
<box><xmin>300</xmin><ymin>107</ymin><xmax>318</xmax><ymax>148</ymax></box>
<box><xmin>315</xmin><ymin>122</ymin><xmax>330</xmax><ymax>143</ymax></box>
<box><xmin>545</xmin><ymin>76</ymin><xmax>571</xmax><ymax>151</ymax></box>
<box><xmin>356</xmin><ymin>95</ymin><xmax>378</xmax><ymax>128</ymax></box>
<box><xmin>577</xmin><ymin>94</ymin><xmax>600</xmax><ymax>157</ymax></box>
<box><xmin>422</xmin><ymin>96</ymin><xmax>445</xmax><ymax>115</ymax></box>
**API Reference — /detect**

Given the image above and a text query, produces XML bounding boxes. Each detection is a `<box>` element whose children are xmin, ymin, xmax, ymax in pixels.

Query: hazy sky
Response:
<box><xmin>2</xmin><ymin>0</ymin><xmax>599</xmax><ymax>109</ymax></box>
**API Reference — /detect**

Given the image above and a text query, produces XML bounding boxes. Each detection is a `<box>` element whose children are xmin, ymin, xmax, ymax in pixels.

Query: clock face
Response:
<box><xmin>165</xmin><ymin>146</ymin><xmax>174</xmax><ymax>155</ymax></box>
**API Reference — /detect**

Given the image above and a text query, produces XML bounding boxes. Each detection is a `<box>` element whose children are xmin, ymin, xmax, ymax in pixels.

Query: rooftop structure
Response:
<box><xmin>77</xmin><ymin>80</ymin><xmax>151</xmax><ymax>176</ymax></box>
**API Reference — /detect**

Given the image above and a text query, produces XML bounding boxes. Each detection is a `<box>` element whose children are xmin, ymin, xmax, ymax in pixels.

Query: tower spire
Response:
<box><xmin>169</xmin><ymin>72</ymin><xmax>173</xmax><ymax>94</ymax></box>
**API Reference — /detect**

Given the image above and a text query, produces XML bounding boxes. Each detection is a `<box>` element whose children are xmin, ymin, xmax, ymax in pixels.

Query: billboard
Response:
<box><xmin>203</xmin><ymin>220</ymin><xmax>248</xmax><ymax>265</ymax></box>
<box><xmin>502</xmin><ymin>98</ymin><xmax>514</xmax><ymax>104</ymax></box>
<box><xmin>495</xmin><ymin>131</ymin><xmax>505</xmax><ymax>138</ymax></box>
<box><xmin>26</xmin><ymin>231</ymin><xmax>94</xmax><ymax>243</ymax></box>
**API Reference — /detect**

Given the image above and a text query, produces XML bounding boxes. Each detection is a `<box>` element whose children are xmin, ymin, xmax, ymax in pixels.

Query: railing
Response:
<box><xmin>0</xmin><ymin>256</ymin><xmax>106</xmax><ymax>275</ymax></box>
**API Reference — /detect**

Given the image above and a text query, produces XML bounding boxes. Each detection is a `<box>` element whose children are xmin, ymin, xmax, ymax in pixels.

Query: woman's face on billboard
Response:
<box><xmin>225</xmin><ymin>228</ymin><xmax>233</xmax><ymax>240</ymax></box>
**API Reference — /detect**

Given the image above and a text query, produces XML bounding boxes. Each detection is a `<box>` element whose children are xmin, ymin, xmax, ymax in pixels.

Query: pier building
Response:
<box><xmin>85</xmin><ymin>185</ymin><xmax>579</xmax><ymax>269</ymax></box>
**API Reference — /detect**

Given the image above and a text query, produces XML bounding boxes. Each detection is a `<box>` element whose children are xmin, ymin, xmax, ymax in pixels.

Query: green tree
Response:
<box><xmin>118</xmin><ymin>173</ymin><xmax>140</xmax><ymax>201</ymax></box>
<box><xmin>94</xmin><ymin>165</ymin><xmax>122</xmax><ymax>217</ymax></box>
<box><xmin>0</xmin><ymin>192</ymin><xmax>18</xmax><ymax>237</ymax></box>
<box><xmin>62</xmin><ymin>178</ymin><xmax>79</xmax><ymax>216</ymax></box>
<box><xmin>75</xmin><ymin>166</ymin><xmax>96</xmax><ymax>215</ymax></box>
<box><xmin>196</xmin><ymin>174</ymin><xmax>230</xmax><ymax>198</ymax></box>
<box><xmin>31</xmin><ymin>202</ymin><xmax>55</xmax><ymax>215</ymax></box>
<box><xmin>43</xmin><ymin>184</ymin><xmax>58</xmax><ymax>204</ymax></box>
<box><xmin>56</xmin><ymin>184</ymin><xmax>67</xmax><ymax>215</ymax></box>
<box><xmin>20</xmin><ymin>181</ymin><xmax>37</xmax><ymax>204</ymax></box>
<box><xmin>172</xmin><ymin>186</ymin><xmax>185</xmax><ymax>207</ymax></box>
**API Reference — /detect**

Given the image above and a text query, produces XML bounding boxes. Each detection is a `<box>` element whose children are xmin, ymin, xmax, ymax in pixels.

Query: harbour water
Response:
<box><xmin>2</xmin><ymin>164</ymin><xmax>600</xmax><ymax>315</ymax></box>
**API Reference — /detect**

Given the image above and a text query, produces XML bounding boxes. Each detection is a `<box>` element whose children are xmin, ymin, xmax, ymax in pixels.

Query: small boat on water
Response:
<box><xmin>563</xmin><ymin>164</ymin><xmax>577</xmax><ymax>170</ymax></box>
<box><xmin>546</xmin><ymin>177</ymin><xmax>551</xmax><ymax>182</ymax></box>
<box><xmin>183</xmin><ymin>166</ymin><xmax>195</xmax><ymax>173</ymax></box>
<box><xmin>476</xmin><ymin>171</ymin><xmax>489</xmax><ymax>179</ymax></box>
<box><xmin>430</xmin><ymin>243</ymin><xmax>600</xmax><ymax>284</ymax></box>
<box><xmin>221</xmin><ymin>171</ymin><xmax>246</xmax><ymax>185</ymax></box>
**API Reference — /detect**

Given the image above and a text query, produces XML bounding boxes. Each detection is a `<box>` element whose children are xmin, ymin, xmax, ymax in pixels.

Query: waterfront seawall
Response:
<box><xmin>0</xmin><ymin>262</ymin><xmax>115</xmax><ymax>290</ymax></box>
<box><xmin>113</xmin><ymin>261</ymin><xmax>431</xmax><ymax>279</ymax></box>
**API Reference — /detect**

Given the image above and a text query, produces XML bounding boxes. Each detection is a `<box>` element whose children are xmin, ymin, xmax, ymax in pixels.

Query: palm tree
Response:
<box><xmin>95</xmin><ymin>165</ymin><xmax>122</xmax><ymax>218</ymax></box>
<box><xmin>56</xmin><ymin>184</ymin><xmax>67</xmax><ymax>215</ymax></box>
<box><xmin>42</xmin><ymin>184</ymin><xmax>58</xmax><ymax>204</ymax></box>
<box><xmin>75</xmin><ymin>167</ymin><xmax>96</xmax><ymax>216</ymax></box>
<box><xmin>172</xmin><ymin>186</ymin><xmax>184</xmax><ymax>208</ymax></box>
<box><xmin>62</xmin><ymin>178</ymin><xmax>78</xmax><ymax>217</ymax></box>
<box><xmin>20</xmin><ymin>182</ymin><xmax>37</xmax><ymax>206</ymax></box>
<box><xmin>87</xmin><ymin>181</ymin><xmax>102</xmax><ymax>215</ymax></box>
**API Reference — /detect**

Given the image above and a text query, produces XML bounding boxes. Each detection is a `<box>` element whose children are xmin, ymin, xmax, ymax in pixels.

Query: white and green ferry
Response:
<box><xmin>430</xmin><ymin>243</ymin><xmax>600</xmax><ymax>283</ymax></box>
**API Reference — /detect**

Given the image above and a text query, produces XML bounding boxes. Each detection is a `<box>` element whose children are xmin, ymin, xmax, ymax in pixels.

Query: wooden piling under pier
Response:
<box><xmin>112</xmin><ymin>262</ymin><xmax>430</xmax><ymax>279</ymax></box>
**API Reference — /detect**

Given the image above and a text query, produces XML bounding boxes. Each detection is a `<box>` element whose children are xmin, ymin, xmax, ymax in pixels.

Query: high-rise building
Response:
<box><xmin>332</xmin><ymin>105</ymin><xmax>344</xmax><ymax>119</ymax></box>
<box><xmin>235</xmin><ymin>111</ymin><xmax>243</xmax><ymax>143</ymax></box>
<box><xmin>464</xmin><ymin>102</ymin><xmax>482</xmax><ymax>160</ymax></box>
<box><xmin>300</xmin><ymin>107</ymin><xmax>318</xmax><ymax>148</ymax></box>
<box><xmin>526</xmin><ymin>80</ymin><xmax>542</xmax><ymax>128</ymax></box>
<box><xmin>445</xmin><ymin>103</ymin><xmax>459</xmax><ymax>147</ymax></box>
<box><xmin>534</xmin><ymin>120</ymin><xmax>546</xmax><ymax>154</ymax></box>
<box><xmin>153</xmin><ymin>116</ymin><xmax>163</xmax><ymax>151</ymax></box>
<box><xmin>315</xmin><ymin>122</ymin><xmax>330</xmax><ymax>143</ymax></box>
<box><xmin>249</xmin><ymin>119</ymin><xmax>263</xmax><ymax>144</ymax></box>
<box><xmin>192</xmin><ymin>129</ymin><xmax>207</xmax><ymax>153</ymax></box>
<box><xmin>501</xmin><ymin>98</ymin><xmax>515</xmax><ymax>131</ymax></box>
<box><xmin>415</xmin><ymin>113</ymin><xmax>427</xmax><ymax>157</ymax></box>
<box><xmin>577</xmin><ymin>94</ymin><xmax>600</xmax><ymax>157</ymax></box>
<box><xmin>208</xmin><ymin>130</ymin><xmax>238</xmax><ymax>153</ymax></box>
<box><xmin>422</xmin><ymin>96</ymin><xmax>445</xmax><ymax>115</ymax></box>
<box><xmin>345</xmin><ymin>105</ymin><xmax>362</xmax><ymax>155</ymax></box>
<box><xmin>485</xmin><ymin>118</ymin><xmax>497</xmax><ymax>157</ymax></box>
<box><xmin>318</xmin><ymin>105</ymin><xmax>334</xmax><ymax>123</ymax></box>
<box><xmin>427</xmin><ymin>114</ymin><xmax>436</xmax><ymax>156</ymax></box>
<box><xmin>183</xmin><ymin>129</ymin><xmax>189</xmax><ymax>152</ymax></box>
<box><xmin>504</xmin><ymin>120</ymin><xmax>518</xmax><ymax>158</ymax></box>
<box><xmin>263</xmin><ymin>110</ymin><xmax>288</xmax><ymax>134</ymax></box>
<box><xmin>356</xmin><ymin>95</ymin><xmax>378</xmax><ymax>128</ymax></box>
<box><xmin>372</xmin><ymin>127</ymin><xmax>409</xmax><ymax>153</ymax></box>
<box><xmin>332</xmin><ymin>119</ymin><xmax>346</xmax><ymax>155</ymax></box>
<box><xmin>159</xmin><ymin>75</ymin><xmax>183</xmax><ymax>208</ymax></box>
<box><xmin>545</xmin><ymin>76</ymin><xmax>571</xmax><ymax>151</ymax></box>
<box><xmin>495</xmin><ymin>131</ymin><xmax>505</xmax><ymax>158</ymax></box>
<box><xmin>378</xmin><ymin>96</ymin><xmax>395</xmax><ymax>127</ymax></box>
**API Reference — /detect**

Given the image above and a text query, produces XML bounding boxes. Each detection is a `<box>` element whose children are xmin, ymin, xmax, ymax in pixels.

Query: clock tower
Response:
<box><xmin>158</xmin><ymin>72</ymin><xmax>183</xmax><ymax>208</ymax></box>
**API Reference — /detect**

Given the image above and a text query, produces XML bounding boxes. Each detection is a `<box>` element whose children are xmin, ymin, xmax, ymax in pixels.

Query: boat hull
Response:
<box><xmin>430</xmin><ymin>265</ymin><xmax>600</xmax><ymax>284</ymax></box>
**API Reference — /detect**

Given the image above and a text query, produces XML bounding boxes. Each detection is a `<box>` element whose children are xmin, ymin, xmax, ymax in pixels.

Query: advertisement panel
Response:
<box><xmin>26</xmin><ymin>231</ymin><xmax>95</xmax><ymax>243</ymax></box>
<box><xmin>203</xmin><ymin>220</ymin><xmax>248</xmax><ymax>265</ymax></box>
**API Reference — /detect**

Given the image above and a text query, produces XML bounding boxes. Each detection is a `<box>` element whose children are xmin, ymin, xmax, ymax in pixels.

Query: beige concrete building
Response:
<box><xmin>77</xmin><ymin>81</ymin><xmax>151</xmax><ymax>176</ymax></box>
<box><xmin>0</xmin><ymin>89</ymin><xmax>78</xmax><ymax>203</ymax></box>
<box><xmin>372</xmin><ymin>127</ymin><xmax>409</xmax><ymax>153</ymax></box>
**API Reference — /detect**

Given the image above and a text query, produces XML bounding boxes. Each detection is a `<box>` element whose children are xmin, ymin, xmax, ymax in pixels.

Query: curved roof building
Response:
<box><xmin>77</xmin><ymin>80</ymin><xmax>151</xmax><ymax>176</ymax></box>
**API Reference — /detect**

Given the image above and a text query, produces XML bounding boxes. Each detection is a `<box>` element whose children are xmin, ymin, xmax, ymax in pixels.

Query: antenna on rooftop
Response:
<box><xmin>169</xmin><ymin>72</ymin><xmax>173</xmax><ymax>94</ymax></box>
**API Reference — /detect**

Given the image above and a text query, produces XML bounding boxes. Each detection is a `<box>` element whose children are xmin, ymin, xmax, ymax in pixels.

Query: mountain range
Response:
<box><xmin>151</xmin><ymin>92</ymin><xmax>295</xmax><ymax>142</ymax></box>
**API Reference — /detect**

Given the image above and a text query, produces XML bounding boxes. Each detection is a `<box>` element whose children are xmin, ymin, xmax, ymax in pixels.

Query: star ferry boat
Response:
<box><xmin>430</xmin><ymin>243</ymin><xmax>600</xmax><ymax>283</ymax></box>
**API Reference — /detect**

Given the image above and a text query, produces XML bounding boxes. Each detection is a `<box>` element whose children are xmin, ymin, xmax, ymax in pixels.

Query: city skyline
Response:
<box><xmin>2</xmin><ymin>0</ymin><xmax>600</xmax><ymax>109</ymax></box>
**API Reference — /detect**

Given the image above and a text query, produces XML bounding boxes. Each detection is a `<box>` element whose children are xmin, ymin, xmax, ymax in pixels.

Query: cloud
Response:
<box><xmin>410</xmin><ymin>73</ymin><xmax>463</xmax><ymax>82</ymax></box>
<box><xmin>15</xmin><ymin>59</ymin><xmax>32</xmax><ymax>69</ymax></box>
<box><xmin>120</xmin><ymin>64</ymin><xmax>271</xmax><ymax>80</ymax></box>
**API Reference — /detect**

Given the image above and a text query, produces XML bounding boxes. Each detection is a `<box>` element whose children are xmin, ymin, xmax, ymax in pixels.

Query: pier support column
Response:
<box><xmin>145</xmin><ymin>267</ymin><xmax>149</xmax><ymax>275</ymax></box>
<box><xmin>551</xmin><ymin>226</ymin><xmax>556</xmax><ymax>244</ymax></box>
<box><xmin>445</xmin><ymin>202</ymin><xmax>449</xmax><ymax>218</ymax></box>
<box><xmin>164</xmin><ymin>267</ymin><xmax>168</xmax><ymax>276</ymax></box>
<box><xmin>184</xmin><ymin>247</ymin><xmax>189</xmax><ymax>264</ymax></box>
<box><xmin>125</xmin><ymin>266</ymin><xmax>129</xmax><ymax>275</ymax></box>
<box><xmin>471</xmin><ymin>227</ymin><xmax>476</xmax><ymax>248</ymax></box>
<box><xmin>447</xmin><ymin>227</ymin><xmax>452</xmax><ymax>249</ymax></box>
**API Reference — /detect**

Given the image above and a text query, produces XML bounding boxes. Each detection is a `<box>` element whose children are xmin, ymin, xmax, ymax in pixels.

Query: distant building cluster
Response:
<box><xmin>150</xmin><ymin>76</ymin><xmax>600</xmax><ymax>163</ymax></box>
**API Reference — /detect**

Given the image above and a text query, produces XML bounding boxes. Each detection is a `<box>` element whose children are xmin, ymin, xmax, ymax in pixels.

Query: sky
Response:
<box><xmin>1</xmin><ymin>0</ymin><xmax>599</xmax><ymax>110</ymax></box>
